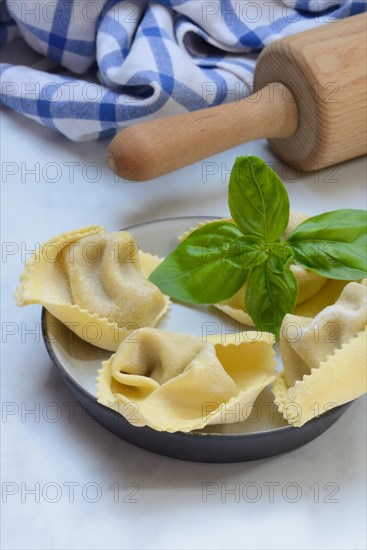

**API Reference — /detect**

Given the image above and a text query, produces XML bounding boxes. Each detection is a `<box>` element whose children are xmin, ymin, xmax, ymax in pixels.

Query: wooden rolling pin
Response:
<box><xmin>108</xmin><ymin>13</ymin><xmax>367</xmax><ymax>181</ymax></box>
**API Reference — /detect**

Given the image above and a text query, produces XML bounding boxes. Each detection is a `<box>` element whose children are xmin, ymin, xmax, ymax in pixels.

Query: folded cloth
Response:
<box><xmin>1</xmin><ymin>0</ymin><xmax>365</xmax><ymax>141</ymax></box>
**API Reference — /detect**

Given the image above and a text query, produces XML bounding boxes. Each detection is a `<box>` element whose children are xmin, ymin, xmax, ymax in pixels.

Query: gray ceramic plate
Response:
<box><xmin>42</xmin><ymin>217</ymin><xmax>350</xmax><ymax>463</ymax></box>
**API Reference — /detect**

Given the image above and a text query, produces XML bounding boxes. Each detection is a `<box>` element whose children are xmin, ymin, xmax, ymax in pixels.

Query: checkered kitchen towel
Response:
<box><xmin>1</xmin><ymin>1</ymin><xmax>366</xmax><ymax>141</ymax></box>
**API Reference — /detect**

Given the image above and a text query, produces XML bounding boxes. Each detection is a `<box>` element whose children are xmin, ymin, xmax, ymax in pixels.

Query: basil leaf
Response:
<box><xmin>228</xmin><ymin>156</ymin><xmax>290</xmax><ymax>241</ymax></box>
<box><xmin>148</xmin><ymin>221</ymin><xmax>251</xmax><ymax>304</ymax></box>
<box><xmin>267</xmin><ymin>242</ymin><xmax>294</xmax><ymax>273</ymax></box>
<box><xmin>225</xmin><ymin>236</ymin><xmax>268</xmax><ymax>269</ymax></box>
<box><xmin>245</xmin><ymin>260</ymin><xmax>298</xmax><ymax>337</ymax></box>
<box><xmin>288</xmin><ymin>209</ymin><xmax>367</xmax><ymax>279</ymax></box>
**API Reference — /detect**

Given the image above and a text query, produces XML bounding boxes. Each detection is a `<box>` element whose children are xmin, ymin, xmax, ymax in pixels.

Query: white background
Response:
<box><xmin>1</xmin><ymin>42</ymin><xmax>367</xmax><ymax>550</ymax></box>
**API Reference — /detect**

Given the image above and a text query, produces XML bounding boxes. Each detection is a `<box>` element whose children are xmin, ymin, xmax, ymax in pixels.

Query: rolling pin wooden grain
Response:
<box><xmin>108</xmin><ymin>13</ymin><xmax>367</xmax><ymax>181</ymax></box>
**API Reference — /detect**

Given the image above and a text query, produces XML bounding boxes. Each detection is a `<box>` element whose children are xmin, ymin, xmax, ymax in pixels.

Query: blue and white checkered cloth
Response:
<box><xmin>1</xmin><ymin>1</ymin><xmax>366</xmax><ymax>141</ymax></box>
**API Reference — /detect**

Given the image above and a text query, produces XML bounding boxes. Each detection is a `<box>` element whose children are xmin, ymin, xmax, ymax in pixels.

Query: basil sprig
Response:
<box><xmin>149</xmin><ymin>156</ymin><xmax>367</xmax><ymax>336</ymax></box>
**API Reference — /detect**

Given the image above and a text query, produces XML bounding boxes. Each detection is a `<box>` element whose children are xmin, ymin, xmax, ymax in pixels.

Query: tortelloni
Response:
<box><xmin>180</xmin><ymin>211</ymin><xmax>330</xmax><ymax>327</ymax></box>
<box><xmin>273</xmin><ymin>281</ymin><xmax>367</xmax><ymax>427</ymax></box>
<box><xmin>16</xmin><ymin>226</ymin><xmax>169</xmax><ymax>351</ymax></box>
<box><xmin>97</xmin><ymin>328</ymin><xmax>276</xmax><ymax>432</ymax></box>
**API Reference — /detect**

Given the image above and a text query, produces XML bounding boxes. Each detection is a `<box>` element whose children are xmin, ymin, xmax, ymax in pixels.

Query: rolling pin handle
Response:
<box><xmin>108</xmin><ymin>83</ymin><xmax>298</xmax><ymax>181</ymax></box>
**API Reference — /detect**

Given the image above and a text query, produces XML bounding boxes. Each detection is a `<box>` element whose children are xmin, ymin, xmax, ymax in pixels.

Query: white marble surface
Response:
<box><xmin>1</xmin><ymin>101</ymin><xmax>366</xmax><ymax>550</ymax></box>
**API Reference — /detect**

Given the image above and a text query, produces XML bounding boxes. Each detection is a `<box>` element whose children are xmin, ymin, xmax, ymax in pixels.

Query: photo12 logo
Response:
<box><xmin>1</xmin><ymin>481</ymin><xmax>140</xmax><ymax>504</ymax></box>
<box><xmin>202</xmin><ymin>481</ymin><xmax>340</xmax><ymax>504</ymax></box>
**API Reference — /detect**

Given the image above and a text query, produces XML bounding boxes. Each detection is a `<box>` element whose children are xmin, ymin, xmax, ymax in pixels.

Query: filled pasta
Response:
<box><xmin>16</xmin><ymin>226</ymin><xmax>169</xmax><ymax>351</ymax></box>
<box><xmin>97</xmin><ymin>328</ymin><xmax>276</xmax><ymax>432</ymax></box>
<box><xmin>273</xmin><ymin>281</ymin><xmax>367</xmax><ymax>427</ymax></box>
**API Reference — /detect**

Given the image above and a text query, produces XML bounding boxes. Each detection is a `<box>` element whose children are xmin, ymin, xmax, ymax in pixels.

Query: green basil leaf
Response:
<box><xmin>267</xmin><ymin>242</ymin><xmax>294</xmax><ymax>273</ymax></box>
<box><xmin>225</xmin><ymin>236</ymin><xmax>268</xmax><ymax>269</ymax></box>
<box><xmin>148</xmin><ymin>221</ymin><xmax>251</xmax><ymax>304</ymax></box>
<box><xmin>228</xmin><ymin>156</ymin><xmax>290</xmax><ymax>241</ymax></box>
<box><xmin>245</xmin><ymin>261</ymin><xmax>298</xmax><ymax>337</ymax></box>
<box><xmin>288</xmin><ymin>209</ymin><xmax>367</xmax><ymax>279</ymax></box>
